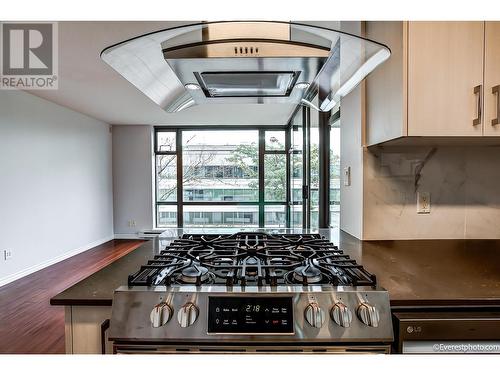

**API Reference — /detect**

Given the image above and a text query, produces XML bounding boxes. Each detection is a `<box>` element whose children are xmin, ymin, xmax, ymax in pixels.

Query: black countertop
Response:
<box><xmin>359</xmin><ymin>237</ymin><xmax>500</xmax><ymax>307</ymax></box>
<box><xmin>50</xmin><ymin>229</ymin><xmax>500</xmax><ymax>308</ymax></box>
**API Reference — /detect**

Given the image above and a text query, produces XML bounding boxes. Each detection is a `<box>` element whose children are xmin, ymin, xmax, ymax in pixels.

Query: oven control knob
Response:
<box><xmin>150</xmin><ymin>302</ymin><xmax>173</xmax><ymax>328</ymax></box>
<box><xmin>304</xmin><ymin>303</ymin><xmax>325</xmax><ymax>328</ymax></box>
<box><xmin>331</xmin><ymin>302</ymin><xmax>353</xmax><ymax>328</ymax></box>
<box><xmin>177</xmin><ymin>302</ymin><xmax>199</xmax><ymax>328</ymax></box>
<box><xmin>357</xmin><ymin>302</ymin><xmax>380</xmax><ymax>327</ymax></box>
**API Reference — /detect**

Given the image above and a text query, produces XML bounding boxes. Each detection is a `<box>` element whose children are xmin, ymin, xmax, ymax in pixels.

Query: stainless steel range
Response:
<box><xmin>109</xmin><ymin>232</ymin><xmax>393</xmax><ymax>353</ymax></box>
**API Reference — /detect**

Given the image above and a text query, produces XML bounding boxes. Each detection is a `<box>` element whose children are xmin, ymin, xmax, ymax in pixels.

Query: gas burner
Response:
<box><xmin>241</xmin><ymin>256</ymin><xmax>261</xmax><ymax>276</ymax></box>
<box><xmin>179</xmin><ymin>262</ymin><xmax>210</xmax><ymax>284</ymax></box>
<box><xmin>292</xmin><ymin>261</ymin><xmax>322</xmax><ymax>284</ymax></box>
<box><xmin>127</xmin><ymin>232</ymin><xmax>377</xmax><ymax>287</ymax></box>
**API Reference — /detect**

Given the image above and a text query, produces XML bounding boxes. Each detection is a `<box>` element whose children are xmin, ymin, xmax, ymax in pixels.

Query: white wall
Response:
<box><xmin>339</xmin><ymin>86</ymin><xmax>364</xmax><ymax>238</ymax></box>
<box><xmin>112</xmin><ymin>125</ymin><xmax>154</xmax><ymax>237</ymax></box>
<box><xmin>339</xmin><ymin>21</ymin><xmax>364</xmax><ymax>238</ymax></box>
<box><xmin>0</xmin><ymin>90</ymin><xmax>114</xmax><ymax>286</ymax></box>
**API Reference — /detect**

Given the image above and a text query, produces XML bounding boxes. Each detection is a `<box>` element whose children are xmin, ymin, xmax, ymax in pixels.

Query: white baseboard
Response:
<box><xmin>114</xmin><ymin>233</ymin><xmax>141</xmax><ymax>239</ymax></box>
<box><xmin>0</xmin><ymin>234</ymin><xmax>115</xmax><ymax>288</ymax></box>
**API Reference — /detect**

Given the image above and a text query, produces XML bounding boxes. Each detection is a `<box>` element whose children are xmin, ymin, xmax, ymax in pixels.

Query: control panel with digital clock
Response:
<box><xmin>208</xmin><ymin>297</ymin><xmax>294</xmax><ymax>334</ymax></box>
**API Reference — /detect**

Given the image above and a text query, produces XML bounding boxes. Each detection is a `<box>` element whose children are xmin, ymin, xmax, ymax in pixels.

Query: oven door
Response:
<box><xmin>394</xmin><ymin>311</ymin><xmax>500</xmax><ymax>354</ymax></box>
<box><xmin>113</xmin><ymin>342</ymin><xmax>392</xmax><ymax>354</ymax></box>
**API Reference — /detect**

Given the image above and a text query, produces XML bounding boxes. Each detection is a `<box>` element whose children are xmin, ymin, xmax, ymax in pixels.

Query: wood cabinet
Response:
<box><xmin>365</xmin><ymin>21</ymin><xmax>500</xmax><ymax>145</ymax></box>
<box><xmin>64</xmin><ymin>306</ymin><xmax>112</xmax><ymax>354</ymax></box>
<box><xmin>408</xmin><ymin>22</ymin><xmax>484</xmax><ymax>137</ymax></box>
<box><xmin>484</xmin><ymin>22</ymin><xmax>500</xmax><ymax>136</ymax></box>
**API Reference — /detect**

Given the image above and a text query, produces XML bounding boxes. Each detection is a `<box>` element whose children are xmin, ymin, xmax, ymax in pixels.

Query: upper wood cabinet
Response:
<box><xmin>408</xmin><ymin>22</ymin><xmax>484</xmax><ymax>137</ymax></box>
<box><xmin>484</xmin><ymin>22</ymin><xmax>500</xmax><ymax>136</ymax></box>
<box><xmin>365</xmin><ymin>21</ymin><xmax>500</xmax><ymax>146</ymax></box>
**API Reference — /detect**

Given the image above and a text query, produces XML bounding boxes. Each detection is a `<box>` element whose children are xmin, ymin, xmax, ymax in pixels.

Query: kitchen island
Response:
<box><xmin>51</xmin><ymin>229</ymin><xmax>500</xmax><ymax>353</ymax></box>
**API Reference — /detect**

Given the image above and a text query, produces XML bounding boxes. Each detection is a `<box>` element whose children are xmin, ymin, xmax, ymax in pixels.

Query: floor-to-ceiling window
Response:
<box><xmin>155</xmin><ymin>114</ymin><xmax>339</xmax><ymax>230</ymax></box>
<box><xmin>288</xmin><ymin>105</ymin><xmax>340</xmax><ymax>230</ymax></box>
<box><xmin>310</xmin><ymin>109</ymin><xmax>320</xmax><ymax>230</ymax></box>
<box><xmin>290</xmin><ymin>107</ymin><xmax>305</xmax><ymax>228</ymax></box>
<box><xmin>330</xmin><ymin>113</ymin><xmax>341</xmax><ymax>229</ymax></box>
<box><xmin>154</xmin><ymin>128</ymin><xmax>289</xmax><ymax>228</ymax></box>
<box><xmin>155</xmin><ymin>131</ymin><xmax>178</xmax><ymax>227</ymax></box>
<box><xmin>263</xmin><ymin>130</ymin><xmax>287</xmax><ymax>228</ymax></box>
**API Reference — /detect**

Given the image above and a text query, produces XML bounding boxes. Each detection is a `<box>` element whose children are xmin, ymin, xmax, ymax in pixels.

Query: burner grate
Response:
<box><xmin>127</xmin><ymin>232</ymin><xmax>376</xmax><ymax>287</ymax></box>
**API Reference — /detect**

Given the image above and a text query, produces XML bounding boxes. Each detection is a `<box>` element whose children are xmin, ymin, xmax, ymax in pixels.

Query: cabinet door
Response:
<box><xmin>408</xmin><ymin>22</ymin><xmax>484</xmax><ymax>136</ymax></box>
<box><xmin>484</xmin><ymin>22</ymin><xmax>500</xmax><ymax>136</ymax></box>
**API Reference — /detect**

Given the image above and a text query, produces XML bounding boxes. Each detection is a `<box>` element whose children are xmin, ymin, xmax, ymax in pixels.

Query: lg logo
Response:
<box><xmin>406</xmin><ymin>325</ymin><xmax>422</xmax><ymax>334</ymax></box>
<box><xmin>1</xmin><ymin>22</ymin><xmax>57</xmax><ymax>89</ymax></box>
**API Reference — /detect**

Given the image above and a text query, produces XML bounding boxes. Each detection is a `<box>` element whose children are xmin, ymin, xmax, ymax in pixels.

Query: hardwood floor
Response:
<box><xmin>0</xmin><ymin>239</ymin><xmax>144</xmax><ymax>354</ymax></box>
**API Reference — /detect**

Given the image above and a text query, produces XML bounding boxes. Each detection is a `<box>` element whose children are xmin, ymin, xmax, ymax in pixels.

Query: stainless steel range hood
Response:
<box><xmin>101</xmin><ymin>21</ymin><xmax>390</xmax><ymax>118</ymax></box>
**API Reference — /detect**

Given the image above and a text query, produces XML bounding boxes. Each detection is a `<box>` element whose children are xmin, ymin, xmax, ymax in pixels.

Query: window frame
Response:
<box><xmin>286</xmin><ymin>104</ymin><xmax>339</xmax><ymax>230</ymax></box>
<box><xmin>329</xmin><ymin>109</ymin><xmax>341</xmax><ymax>229</ymax></box>
<box><xmin>154</xmin><ymin>126</ymin><xmax>289</xmax><ymax>229</ymax></box>
<box><xmin>154</xmin><ymin>130</ymin><xmax>179</xmax><ymax>227</ymax></box>
<box><xmin>261</xmin><ymin>129</ymin><xmax>289</xmax><ymax>228</ymax></box>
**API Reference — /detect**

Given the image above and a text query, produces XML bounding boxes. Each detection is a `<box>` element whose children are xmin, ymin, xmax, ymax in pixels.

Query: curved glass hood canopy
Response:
<box><xmin>101</xmin><ymin>21</ymin><xmax>390</xmax><ymax>117</ymax></box>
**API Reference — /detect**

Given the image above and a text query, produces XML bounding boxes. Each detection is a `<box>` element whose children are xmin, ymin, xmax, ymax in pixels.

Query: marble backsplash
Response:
<box><xmin>362</xmin><ymin>145</ymin><xmax>500</xmax><ymax>239</ymax></box>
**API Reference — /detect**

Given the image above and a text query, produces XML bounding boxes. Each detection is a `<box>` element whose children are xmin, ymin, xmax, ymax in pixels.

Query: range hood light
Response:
<box><xmin>300</xmin><ymin>98</ymin><xmax>321</xmax><ymax>112</ymax></box>
<box><xmin>294</xmin><ymin>82</ymin><xmax>310</xmax><ymax>90</ymax></box>
<box><xmin>319</xmin><ymin>48</ymin><xmax>391</xmax><ymax>112</ymax></box>
<box><xmin>184</xmin><ymin>83</ymin><xmax>201</xmax><ymax>90</ymax></box>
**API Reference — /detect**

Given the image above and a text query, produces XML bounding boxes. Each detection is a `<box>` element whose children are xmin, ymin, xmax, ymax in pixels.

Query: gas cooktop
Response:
<box><xmin>110</xmin><ymin>232</ymin><xmax>393</xmax><ymax>353</ymax></box>
<box><xmin>127</xmin><ymin>232</ymin><xmax>376</xmax><ymax>287</ymax></box>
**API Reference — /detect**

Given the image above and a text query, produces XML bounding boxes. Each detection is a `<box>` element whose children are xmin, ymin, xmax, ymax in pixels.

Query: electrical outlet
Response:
<box><xmin>128</xmin><ymin>220</ymin><xmax>137</xmax><ymax>228</ymax></box>
<box><xmin>417</xmin><ymin>192</ymin><xmax>431</xmax><ymax>214</ymax></box>
<box><xmin>4</xmin><ymin>250</ymin><xmax>13</xmax><ymax>260</ymax></box>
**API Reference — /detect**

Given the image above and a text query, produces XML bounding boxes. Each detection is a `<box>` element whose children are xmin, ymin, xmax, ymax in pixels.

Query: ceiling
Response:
<box><xmin>27</xmin><ymin>21</ymin><xmax>305</xmax><ymax>126</ymax></box>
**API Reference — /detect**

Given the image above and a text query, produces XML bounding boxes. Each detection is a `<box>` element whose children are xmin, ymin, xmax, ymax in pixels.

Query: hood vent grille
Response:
<box><xmin>234</xmin><ymin>46</ymin><xmax>258</xmax><ymax>55</ymax></box>
<box><xmin>194</xmin><ymin>71</ymin><xmax>299</xmax><ymax>98</ymax></box>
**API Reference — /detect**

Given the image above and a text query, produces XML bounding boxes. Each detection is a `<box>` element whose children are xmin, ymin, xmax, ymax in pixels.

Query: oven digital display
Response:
<box><xmin>208</xmin><ymin>297</ymin><xmax>294</xmax><ymax>334</ymax></box>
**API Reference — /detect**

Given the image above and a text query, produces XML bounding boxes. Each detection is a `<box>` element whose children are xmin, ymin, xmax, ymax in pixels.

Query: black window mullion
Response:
<box><xmin>154</xmin><ymin>142</ymin><xmax>158</xmax><ymax>228</ymax></box>
<box><xmin>176</xmin><ymin>129</ymin><xmax>183</xmax><ymax>228</ymax></box>
<box><xmin>263</xmin><ymin>151</ymin><xmax>287</xmax><ymax>155</ymax></box>
<box><xmin>285</xmin><ymin>125</ymin><xmax>291</xmax><ymax>228</ymax></box>
<box><xmin>262</xmin><ymin>150</ymin><xmax>286</xmax><ymax>154</ymax></box>
<box><xmin>153</xmin><ymin>129</ymin><xmax>158</xmax><ymax>153</ymax></box>
<box><xmin>303</xmin><ymin>107</ymin><xmax>310</xmax><ymax>229</ymax></box>
<box><xmin>318</xmin><ymin>93</ymin><xmax>331</xmax><ymax>229</ymax></box>
<box><xmin>183</xmin><ymin>201</ymin><xmax>260</xmax><ymax>206</ymax></box>
<box><xmin>258</xmin><ymin>130</ymin><xmax>265</xmax><ymax>228</ymax></box>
